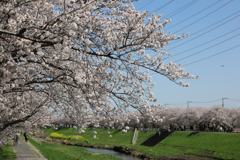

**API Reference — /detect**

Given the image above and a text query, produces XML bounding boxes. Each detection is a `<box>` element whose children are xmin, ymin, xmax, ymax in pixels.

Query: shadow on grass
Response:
<box><xmin>187</xmin><ymin>132</ymin><xmax>199</xmax><ymax>137</ymax></box>
<box><xmin>112</xmin><ymin>130</ymin><xmax>122</xmax><ymax>135</ymax></box>
<box><xmin>57</xmin><ymin>127</ymin><xmax>69</xmax><ymax>131</ymax></box>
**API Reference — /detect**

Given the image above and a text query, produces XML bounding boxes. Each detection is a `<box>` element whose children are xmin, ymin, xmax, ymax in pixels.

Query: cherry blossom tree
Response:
<box><xmin>199</xmin><ymin>106</ymin><xmax>233</xmax><ymax>132</ymax></box>
<box><xmin>233</xmin><ymin>108</ymin><xmax>240</xmax><ymax>128</ymax></box>
<box><xmin>177</xmin><ymin>107</ymin><xmax>203</xmax><ymax>130</ymax></box>
<box><xmin>51</xmin><ymin>105</ymin><xmax>239</xmax><ymax>134</ymax></box>
<box><xmin>0</xmin><ymin>0</ymin><xmax>199</xmax><ymax>144</ymax></box>
<box><xmin>156</xmin><ymin>108</ymin><xmax>182</xmax><ymax>129</ymax></box>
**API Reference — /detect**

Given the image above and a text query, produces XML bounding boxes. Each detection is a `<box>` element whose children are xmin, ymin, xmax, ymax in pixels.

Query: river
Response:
<box><xmin>34</xmin><ymin>137</ymin><xmax>142</xmax><ymax>159</ymax></box>
<box><xmin>80</xmin><ymin>147</ymin><xmax>142</xmax><ymax>160</ymax></box>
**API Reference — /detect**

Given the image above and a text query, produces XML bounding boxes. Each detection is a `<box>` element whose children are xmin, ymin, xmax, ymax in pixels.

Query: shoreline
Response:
<box><xmin>35</xmin><ymin>136</ymin><xmax>221</xmax><ymax>160</ymax></box>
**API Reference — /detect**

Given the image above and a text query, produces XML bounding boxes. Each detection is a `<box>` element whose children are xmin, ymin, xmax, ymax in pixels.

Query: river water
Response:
<box><xmin>81</xmin><ymin>147</ymin><xmax>142</xmax><ymax>160</ymax></box>
<box><xmin>34</xmin><ymin>137</ymin><xmax>141</xmax><ymax>159</ymax></box>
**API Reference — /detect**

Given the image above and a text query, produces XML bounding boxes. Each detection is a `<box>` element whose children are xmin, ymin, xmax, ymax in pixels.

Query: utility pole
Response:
<box><xmin>187</xmin><ymin>101</ymin><xmax>192</xmax><ymax>108</ymax></box>
<box><xmin>222</xmin><ymin>98</ymin><xmax>227</xmax><ymax>107</ymax></box>
<box><xmin>164</xmin><ymin>104</ymin><xmax>169</xmax><ymax>108</ymax></box>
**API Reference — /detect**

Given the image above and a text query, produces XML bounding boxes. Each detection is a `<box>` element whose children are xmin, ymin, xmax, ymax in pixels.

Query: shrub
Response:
<box><xmin>50</xmin><ymin>132</ymin><xmax>87</xmax><ymax>142</ymax></box>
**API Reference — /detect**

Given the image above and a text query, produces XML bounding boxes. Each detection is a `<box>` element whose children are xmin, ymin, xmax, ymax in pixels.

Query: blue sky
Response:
<box><xmin>131</xmin><ymin>0</ymin><xmax>240</xmax><ymax>109</ymax></box>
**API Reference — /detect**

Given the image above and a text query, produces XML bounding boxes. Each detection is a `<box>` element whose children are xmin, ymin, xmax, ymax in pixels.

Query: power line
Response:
<box><xmin>192</xmin><ymin>99</ymin><xmax>221</xmax><ymax>103</ymax></box>
<box><xmin>164</xmin><ymin>99</ymin><xmax>222</xmax><ymax>108</ymax></box>
<box><xmin>182</xmin><ymin>44</ymin><xmax>240</xmax><ymax>66</ymax></box>
<box><xmin>163</xmin><ymin>98</ymin><xmax>239</xmax><ymax>105</ymax></box>
<box><xmin>173</xmin><ymin>0</ymin><xmax>234</xmax><ymax>34</ymax></box>
<box><xmin>148</xmin><ymin>0</ymin><xmax>174</xmax><ymax>16</ymax></box>
<box><xmin>166</xmin><ymin>11</ymin><xmax>240</xmax><ymax>49</ymax></box>
<box><xmin>162</xmin><ymin>0</ymin><xmax>198</xmax><ymax>19</ymax></box>
<box><xmin>228</xmin><ymin>98</ymin><xmax>240</xmax><ymax>102</ymax></box>
<box><xmin>147</xmin><ymin>10</ymin><xmax>240</xmax><ymax>57</ymax></box>
<box><xmin>160</xmin><ymin>0</ymin><xmax>196</xmax><ymax>20</ymax></box>
<box><xmin>225</xmin><ymin>105</ymin><xmax>239</xmax><ymax>108</ymax></box>
<box><xmin>167</xmin><ymin>102</ymin><xmax>186</xmax><ymax>105</ymax></box>
<box><xmin>174</xmin><ymin>33</ymin><xmax>240</xmax><ymax>62</ymax></box>
<box><xmin>134</xmin><ymin>0</ymin><xmax>150</xmax><ymax>8</ymax></box>
<box><xmin>146</xmin><ymin>8</ymin><xmax>240</xmax><ymax>57</ymax></box>
<box><xmin>150</xmin><ymin>40</ymin><xmax>240</xmax><ymax>75</ymax></box>
<box><xmin>165</xmin><ymin>0</ymin><xmax>221</xmax><ymax>30</ymax></box>
<box><xmin>164</xmin><ymin>27</ymin><xmax>240</xmax><ymax>60</ymax></box>
<box><xmin>138</xmin><ymin>0</ymin><xmax>155</xmax><ymax>10</ymax></box>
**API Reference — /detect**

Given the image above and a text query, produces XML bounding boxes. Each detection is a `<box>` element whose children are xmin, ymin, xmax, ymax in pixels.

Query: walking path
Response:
<box><xmin>12</xmin><ymin>137</ymin><xmax>47</xmax><ymax>160</ymax></box>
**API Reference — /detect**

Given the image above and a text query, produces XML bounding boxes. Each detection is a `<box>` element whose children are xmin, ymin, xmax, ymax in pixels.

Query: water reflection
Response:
<box><xmin>81</xmin><ymin>147</ymin><xmax>142</xmax><ymax>160</ymax></box>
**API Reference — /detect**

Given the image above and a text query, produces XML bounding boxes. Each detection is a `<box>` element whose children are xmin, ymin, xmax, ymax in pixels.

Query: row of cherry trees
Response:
<box><xmin>0</xmin><ymin>0</ymin><xmax>199</xmax><ymax>145</ymax></box>
<box><xmin>52</xmin><ymin>106</ymin><xmax>240</xmax><ymax>132</ymax></box>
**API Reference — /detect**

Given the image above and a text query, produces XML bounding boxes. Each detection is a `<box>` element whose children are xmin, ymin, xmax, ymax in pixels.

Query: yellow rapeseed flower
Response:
<box><xmin>50</xmin><ymin>132</ymin><xmax>87</xmax><ymax>142</ymax></box>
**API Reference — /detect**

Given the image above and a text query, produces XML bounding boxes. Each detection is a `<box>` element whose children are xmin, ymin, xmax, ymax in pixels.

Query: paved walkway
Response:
<box><xmin>12</xmin><ymin>137</ymin><xmax>47</xmax><ymax>160</ymax></box>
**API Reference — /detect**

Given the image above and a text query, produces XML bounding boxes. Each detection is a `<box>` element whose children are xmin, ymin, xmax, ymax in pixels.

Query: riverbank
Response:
<box><xmin>40</xmin><ymin>127</ymin><xmax>240</xmax><ymax>159</ymax></box>
<box><xmin>28</xmin><ymin>136</ymin><xmax>121</xmax><ymax>160</ymax></box>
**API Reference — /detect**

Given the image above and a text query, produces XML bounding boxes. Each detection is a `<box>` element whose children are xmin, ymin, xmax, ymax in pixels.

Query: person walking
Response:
<box><xmin>15</xmin><ymin>134</ymin><xmax>19</xmax><ymax>144</ymax></box>
<box><xmin>158</xmin><ymin>128</ymin><xmax>161</xmax><ymax>136</ymax></box>
<box><xmin>24</xmin><ymin>132</ymin><xmax>28</xmax><ymax>142</ymax></box>
<box><xmin>12</xmin><ymin>136</ymin><xmax>16</xmax><ymax>146</ymax></box>
<box><xmin>168</xmin><ymin>128</ymin><xmax>171</xmax><ymax>133</ymax></box>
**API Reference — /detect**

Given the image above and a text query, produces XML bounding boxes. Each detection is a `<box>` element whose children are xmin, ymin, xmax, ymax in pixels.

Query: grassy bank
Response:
<box><xmin>44</xmin><ymin>127</ymin><xmax>156</xmax><ymax>146</ymax></box>
<box><xmin>160</xmin><ymin>131</ymin><xmax>240</xmax><ymax>159</ymax></box>
<box><xmin>28</xmin><ymin>136</ymin><xmax>120</xmax><ymax>160</ymax></box>
<box><xmin>43</xmin><ymin>127</ymin><xmax>240</xmax><ymax>159</ymax></box>
<box><xmin>0</xmin><ymin>140</ymin><xmax>17</xmax><ymax>160</ymax></box>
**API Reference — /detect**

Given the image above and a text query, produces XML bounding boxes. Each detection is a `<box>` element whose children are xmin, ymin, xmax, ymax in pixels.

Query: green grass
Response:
<box><xmin>27</xmin><ymin>136</ymin><xmax>120</xmax><ymax>160</ymax></box>
<box><xmin>159</xmin><ymin>131</ymin><xmax>240</xmax><ymax>159</ymax></box>
<box><xmin>0</xmin><ymin>140</ymin><xmax>17</xmax><ymax>160</ymax></box>
<box><xmin>44</xmin><ymin>127</ymin><xmax>77</xmax><ymax>136</ymax></box>
<box><xmin>44</xmin><ymin>127</ymin><xmax>240</xmax><ymax>160</ymax></box>
<box><xmin>44</xmin><ymin>127</ymin><xmax>156</xmax><ymax>146</ymax></box>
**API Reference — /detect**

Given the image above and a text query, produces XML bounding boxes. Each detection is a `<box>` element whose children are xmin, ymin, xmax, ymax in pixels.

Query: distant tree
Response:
<box><xmin>199</xmin><ymin>106</ymin><xmax>233</xmax><ymax>131</ymax></box>
<box><xmin>177</xmin><ymin>107</ymin><xmax>203</xmax><ymax>130</ymax></box>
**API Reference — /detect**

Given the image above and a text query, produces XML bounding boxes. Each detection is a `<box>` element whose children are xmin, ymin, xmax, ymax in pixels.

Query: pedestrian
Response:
<box><xmin>24</xmin><ymin>132</ymin><xmax>28</xmax><ymax>142</ymax></box>
<box><xmin>158</xmin><ymin>128</ymin><xmax>161</xmax><ymax>136</ymax></box>
<box><xmin>15</xmin><ymin>134</ymin><xmax>19</xmax><ymax>144</ymax></box>
<box><xmin>168</xmin><ymin>128</ymin><xmax>171</xmax><ymax>133</ymax></box>
<box><xmin>219</xmin><ymin>127</ymin><xmax>222</xmax><ymax>132</ymax></box>
<box><xmin>12</xmin><ymin>136</ymin><xmax>16</xmax><ymax>146</ymax></box>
